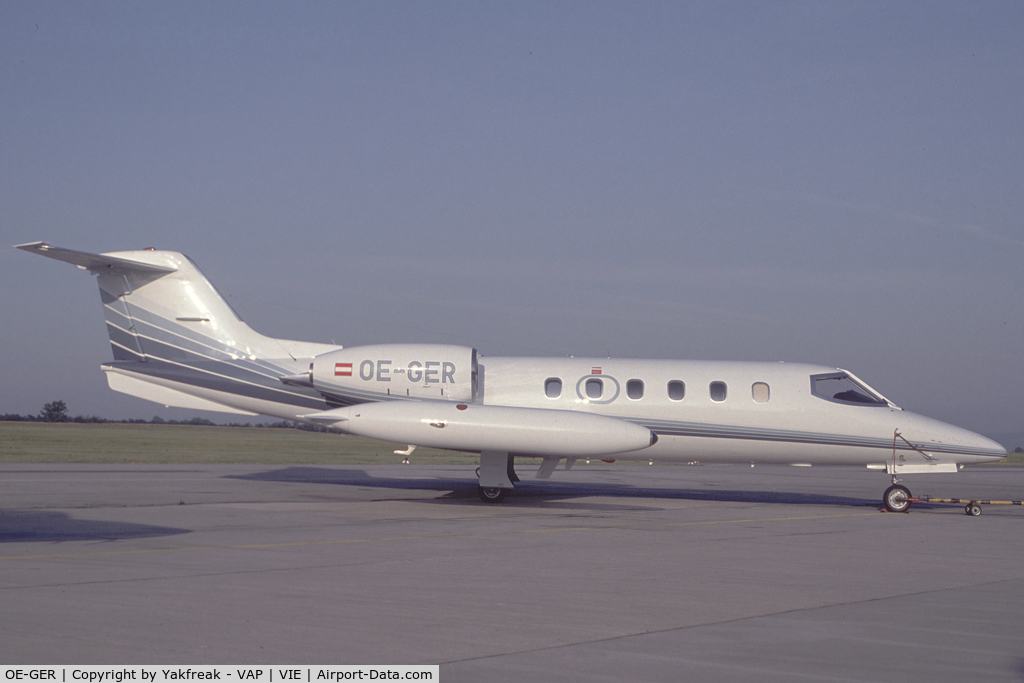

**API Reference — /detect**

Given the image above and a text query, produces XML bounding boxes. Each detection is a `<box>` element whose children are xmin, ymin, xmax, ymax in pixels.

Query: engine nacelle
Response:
<box><xmin>309</xmin><ymin>344</ymin><xmax>477</xmax><ymax>403</ymax></box>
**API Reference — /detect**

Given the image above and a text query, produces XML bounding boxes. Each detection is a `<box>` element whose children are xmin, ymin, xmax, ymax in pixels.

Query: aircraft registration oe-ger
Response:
<box><xmin>17</xmin><ymin>241</ymin><xmax>1007</xmax><ymax>510</ymax></box>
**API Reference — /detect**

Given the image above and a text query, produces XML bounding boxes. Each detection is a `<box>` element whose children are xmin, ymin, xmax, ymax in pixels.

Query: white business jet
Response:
<box><xmin>17</xmin><ymin>242</ymin><xmax>1007</xmax><ymax>509</ymax></box>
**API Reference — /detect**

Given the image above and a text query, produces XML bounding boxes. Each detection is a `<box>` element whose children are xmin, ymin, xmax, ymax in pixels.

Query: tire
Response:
<box><xmin>966</xmin><ymin>504</ymin><xmax>982</xmax><ymax>516</ymax></box>
<box><xmin>478</xmin><ymin>486</ymin><xmax>509</xmax><ymax>503</ymax></box>
<box><xmin>883</xmin><ymin>484</ymin><xmax>911</xmax><ymax>513</ymax></box>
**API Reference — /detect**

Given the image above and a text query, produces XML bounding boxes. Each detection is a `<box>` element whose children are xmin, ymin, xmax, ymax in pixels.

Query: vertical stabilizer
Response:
<box><xmin>16</xmin><ymin>242</ymin><xmax>340</xmax><ymax>419</ymax></box>
<box><xmin>16</xmin><ymin>242</ymin><xmax>327</xmax><ymax>363</ymax></box>
<box><xmin>95</xmin><ymin>248</ymin><xmax>276</xmax><ymax>363</ymax></box>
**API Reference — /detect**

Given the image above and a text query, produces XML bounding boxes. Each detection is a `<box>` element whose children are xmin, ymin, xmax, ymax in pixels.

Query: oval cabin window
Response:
<box><xmin>667</xmin><ymin>380</ymin><xmax>685</xmax><ymax>401</ymax></box>
<box><xmin>627</xmin><ymin>379</ymin><xmax>644</xmax><ymax>400</ymax></box>
<box><xmin>752</xmin><ymin>382</ymin><xmax>770</xmax><ymax>403</ymax></box>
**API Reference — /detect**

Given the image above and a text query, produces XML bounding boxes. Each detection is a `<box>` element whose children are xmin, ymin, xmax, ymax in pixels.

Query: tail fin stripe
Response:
<box><xmin>101</xmin><ymin>308</ymin><xmax>146</xmax><ymax>361</ymax></box>
<box><xmin>126</xmin><ymin>329</ymin><xmax>290</xmax><ymax>385</ymax></box>
<box><xmin>105</xmin><ymin>327</ymin><xmax>147</xmax><ymax>362</ymax></box>
<box><xmin>126</xmin><ymin>310</ymin><xmax>246</xmax><ymax>362</ymax></box>
<box><xmin>125</xmin><ymin>306</ymin><xmax>314</xmax><ymax>376</ymax></box>
<box><xmin>128</xmin><ymin>324</ymin><xmax>300</xmax><ymax>385</ymax></box>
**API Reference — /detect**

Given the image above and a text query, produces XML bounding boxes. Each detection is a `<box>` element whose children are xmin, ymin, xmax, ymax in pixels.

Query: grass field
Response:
<box><xmin>0</xmin><ymin>422</ymin><xmax>480</xmax><ymax>465</ymax></box>
<box><xmin>1</xmin><ymin>421</ymin><xmax>1020</xmax><ymax>465</ymax></box>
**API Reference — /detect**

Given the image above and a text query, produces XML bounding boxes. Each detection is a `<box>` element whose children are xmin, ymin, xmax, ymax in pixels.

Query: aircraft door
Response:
<box><xmin>575</xmin><ymin>371</ymin><xmax>621</xmax><ymax>404</ymax></box>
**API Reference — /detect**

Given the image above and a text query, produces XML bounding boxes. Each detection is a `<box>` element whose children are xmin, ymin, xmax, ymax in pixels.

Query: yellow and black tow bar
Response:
<box><xmin>907</xmin><ymin>496</ymin><xmax>1024</xmax><ymax>516</ymax></box>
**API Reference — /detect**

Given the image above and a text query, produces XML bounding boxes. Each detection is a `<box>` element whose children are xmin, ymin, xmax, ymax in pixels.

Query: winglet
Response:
<box><xmin>14</xmin><ymin>241</ymin><xmax>177</xmax><ymax>275</ymax></box>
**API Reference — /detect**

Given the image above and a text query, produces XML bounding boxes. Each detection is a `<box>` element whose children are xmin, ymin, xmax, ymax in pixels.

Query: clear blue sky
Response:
<box><xmin>2</xmin><ymin>2</ymin><xmax>1022</xmax><ymax>440</ymax></box>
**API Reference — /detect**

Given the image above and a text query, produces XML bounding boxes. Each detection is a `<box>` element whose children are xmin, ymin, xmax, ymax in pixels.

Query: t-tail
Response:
<box><xmin>16</xmin><ymin>242</ymin><xmax>341</xmax><ymax>419</ymax></box>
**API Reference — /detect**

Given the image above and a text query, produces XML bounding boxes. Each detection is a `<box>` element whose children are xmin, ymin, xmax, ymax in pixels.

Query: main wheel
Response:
<box><xmin>478</xmin><ymin>486</ymin><xmax>510</xmax><ymax>503</ymax></box>
<box><xmin>883</xmin><ymin>484</ymin><xmax>911</xmax><ymax>513</ymax></box>
<box><xmin>966</xmin><ymin>503</ymin><xmax>982</xmax><ymax>516</ymax></box>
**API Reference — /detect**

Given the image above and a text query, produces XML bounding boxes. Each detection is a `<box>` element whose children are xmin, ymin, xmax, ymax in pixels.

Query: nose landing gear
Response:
<box><xmin>882</xmin><ymin>476</ymin><xmax>1021</xmax><ymax>515</ymax></box>
<box><xmin>883</xmin><ymin>483</ymin><xmax>912</xmax><ymax>513</ymax></box>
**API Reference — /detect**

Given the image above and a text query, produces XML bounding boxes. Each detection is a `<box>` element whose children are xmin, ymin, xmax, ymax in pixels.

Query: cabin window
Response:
<box><xmin>710</xmin><ymin>381</ymin><xmax>727</xmax><ymax>402</ymax></box>
<box><xmin>585</xmin><ymin>378</ymin><xmax>603</xmax><ymax>399</ymax></box>
<box><xmin>627</xmin><ymin>379</ymin><xmax>644</xmax><ymax>400</ymax></box>
<box><xmin>752</xmin><ymin>382</ymin><xmax>770</xmax><ymax>403</ymax></box>
<box><xmin>667</xmin><ymin>380</ymin><xmax>685</xmax><ymax>401</ymax></box>
<box><xmin>545</xmin><ymin>377</ymin><xmax>562</xmax><ymax>398</ymax></box>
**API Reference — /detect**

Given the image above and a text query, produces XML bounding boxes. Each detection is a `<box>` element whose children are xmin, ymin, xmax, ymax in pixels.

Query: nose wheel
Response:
<box><xmin>883</xmin><ymin>484</ymin><xmax>911</xmax><ymax>513</ymax></box>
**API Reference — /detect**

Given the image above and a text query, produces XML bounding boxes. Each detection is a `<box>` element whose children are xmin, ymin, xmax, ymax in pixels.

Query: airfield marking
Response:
<box><xmin>0</xmin><ymin>511</ymin><xmax>879</xmax><ymax>561</ymax></box>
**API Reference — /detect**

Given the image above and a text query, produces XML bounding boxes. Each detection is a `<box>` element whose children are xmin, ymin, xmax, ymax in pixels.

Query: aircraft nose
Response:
<box><xmin>947</xmin><ymin>426</ymin><xmax>1007</xmax><ymax>461</ymax></box>
<box><xmin>899</xmin><ymin>413</ymin><xmax>1007</xmax><ymax>463</ymax></box>
<box><xmin>974</xmin><ymin>433</ymin><xmax>1009</xmax><ymax>461</ymax></box>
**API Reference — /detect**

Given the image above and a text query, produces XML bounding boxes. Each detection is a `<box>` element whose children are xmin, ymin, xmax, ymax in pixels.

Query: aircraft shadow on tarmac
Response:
<box><xmin>227</xmin><ymin>466</ymin><xmax>875</xmax><ymax>510</ymax></box>
<box><xmin>0</xmin><ymin>511</ymin><xmax>191</xmax><ymax>544</ymax></box>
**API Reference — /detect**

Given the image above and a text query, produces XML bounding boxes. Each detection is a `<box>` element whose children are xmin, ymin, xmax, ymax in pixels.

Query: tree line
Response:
<box><xmin>1</xmin><ymin>400</ymin><xmax>331</xmax><ymax>432</ymax></box>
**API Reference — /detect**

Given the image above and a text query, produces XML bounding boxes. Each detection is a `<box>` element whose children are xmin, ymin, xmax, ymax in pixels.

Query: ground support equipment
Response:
<box><xmin>907</xmin><ymin>496</ymin><xmax>1023</xmax><ymax>516</ymax></box>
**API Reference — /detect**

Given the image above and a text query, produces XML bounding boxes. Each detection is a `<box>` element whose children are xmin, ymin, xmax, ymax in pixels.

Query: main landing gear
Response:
<box><xmin>478</xmin><ymin>486</ymin><xmax>510</xmax><ymax>503</ymax></box>
<box><xmin>476</xmin><ymin>451</ymin><xmax>518</xmax><ymax>504</ymax></box>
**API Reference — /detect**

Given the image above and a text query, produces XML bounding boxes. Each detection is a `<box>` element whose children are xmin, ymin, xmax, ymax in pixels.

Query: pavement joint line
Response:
<box><xmin>0</xmin><ymin>511</ymin><xmax>878</xmax><ymax>561</ymax></box>
<box><xmin>439</xmin><ymin>575</ymin><xmax>1024</xmax><ymax>668</ymax></box>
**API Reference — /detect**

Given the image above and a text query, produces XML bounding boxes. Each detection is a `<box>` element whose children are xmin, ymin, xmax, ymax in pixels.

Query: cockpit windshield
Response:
<box><xmin>811</xmin><ymin>372</ymin><xmax>888</xmax><ymax>406</ymax></box>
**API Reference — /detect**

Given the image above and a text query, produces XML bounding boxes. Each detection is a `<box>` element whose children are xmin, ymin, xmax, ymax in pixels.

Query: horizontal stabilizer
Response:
<box><xmin>15</xmin><ymin>242</ymin><xmax>177</xmax><ymax>275</ymax></box>
<box><xmin>303</xmin><ymin>401</ymin><xmax>657</xmax><ymax>456</ymax></box>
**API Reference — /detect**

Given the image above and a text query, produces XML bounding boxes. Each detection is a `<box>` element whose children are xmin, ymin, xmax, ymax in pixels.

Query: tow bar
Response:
<box><xmin>907</xmin><ymin>496</ymin><xmax>1024</xmax><ymax>516</ymax></box>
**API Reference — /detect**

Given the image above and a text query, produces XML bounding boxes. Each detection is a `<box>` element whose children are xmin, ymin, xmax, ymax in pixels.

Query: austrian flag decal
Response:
<box><xmin>334</xmin><ymin>362</ymin><xmax>352</xmax><ymax>377</ymax></box>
